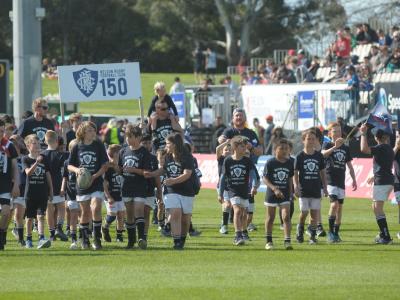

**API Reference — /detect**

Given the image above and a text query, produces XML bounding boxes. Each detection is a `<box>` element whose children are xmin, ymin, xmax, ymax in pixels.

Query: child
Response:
<box><xmin>360</xmin><ymin>124</ymin><xmax>394</xmax><ymax>244</ymax></box>
<box><xmin>322</xmin><ymin>122</ymin><xmax>357</xmax><ymax>243</ymax></box>
<box><xmin>61</xmin><ymin>139</ymin><xmax>80</xmax><ymax>249</ymax></box>
<box><xmin>279</xmin><ymin>140</ymin><xmax>295</xmax><ymax>229</ymax></box>
<box><xmin>218</xmin><ymin>136</ymin><xmax>258</xmax><ymax>246</ymax></box>
<box><xmin>263</xmin><ymin>139</ymin><xmax>294</xmax><ymax>250</ymax></box>
<box><xmin>42</xmin><ymin>130</ymin><xmax>69</xmax><ymax>242</ymax></box>
<box><xmin>23</xmin><ymin>134</ymin><xmax>53</xmax><ymax>249</ymax></box>
<box><xmin>156</xmin><ymin>149</ymin><xmax>169</xmax><ymax>235</ymax></box>
<box><xmin>216</xmin><ymin>139</ymin><xmax>231</xmax><ymax>234</ymax></box>
<box><xmin>144</xmin><ymin>133</ymin><xmax>197</xmax><ymax>250</ymax></box>
<box><xmin>9</xmin><ymin>134</ymin><xmax>27</xmax><ymax>247</ymax></box>
<box><xmin>119</xmin><ymin>124</ymin><xmax>151</xmax><ymax>249</ymax></box>
<box><xmin>68</xmin><ymin>121</ymin><xmax>109</xmax><ymax>250</ymax></box>
<box><xmin>0</xmin><ymin>121</ymin><xmax>19</xmax><ymax>250</ymax></box>
<box><xmin>294</xmin><ymin>129</ymin><xmax>327</xmax><ymax>244</ymax></box>
<box><xmin>141</xmin><ymin>134</ymin><xmax>163</xmax><ymax>241</ymax></box>
<box><xmin>102</xmin><ymin>144</ymin><xmax>125</xmax><ymax>243</ymax></box>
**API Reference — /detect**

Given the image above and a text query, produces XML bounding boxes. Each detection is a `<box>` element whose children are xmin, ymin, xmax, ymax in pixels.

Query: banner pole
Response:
<box><xmin>139</xmin><ymin>96</ymin><xmax>145</xmax><ymax>128</ymax></box>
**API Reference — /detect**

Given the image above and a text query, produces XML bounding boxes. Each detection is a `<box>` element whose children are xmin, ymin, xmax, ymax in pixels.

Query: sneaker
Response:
<box><xmin>219</xmin><ymin>225</ymin><xmax>228</xmax><ymax>235</ymax></box>
<box><xmin>55</xmin><ymin>229</ymin><xmax>68</xmax><ymax>242</ymax></box>
<box><xmin>12</xmin><ymin>228</ymin><xmax>18</xmax><ymax>239</ymax></box>
<box><xmin>189</xmin><ymin>230</ymin><xmax>202</xmax><ymax>237</ymax></box>
<box><xmin>49</xmin><ymin>236</ymin><xmax>56</xmax><ymax>242</ymax></box>
<box><xmin>375</xmin><ymin>236</ymin><xmax>393</xmax><ymax>245</ymax></box>
<box><xmin>173</xmin><ymin>242</ymin><xmax>183</xmax><ymax>250</ymax></box>
<box><xmin>70</xmin><ymin>241</ymin><xmax>79</xmax><ymax>250</ymax></box>
<box><xmin>116</xmin><ymin>236</ymin><xmax>124</xmax><ymax>243</ymax></box>
<box><xmin>25</xmin><ymin>240</ymin><xmax>33</xmax><ymax>249</ymax></box>
<box><xmin>284</xmin><ymin>241</ymin><xmax>293</xmax><ymax>250</ymax></box>
<box><xmin>102</xmin><ymin>227</ymin><xmax>111</xmax><ymax>242</ymax></box>
<box><xmin>317</xmin><ymin>227</ymin><xmax>326</xmax><ymax>237</ymax></box>
<box><xmin>327</xmin><ymin>232</ymin><xmax>336</xmax><ymax>243</ymax></box>
<box><xmin>126</xmin><ymin>241</ymin><xmax>134</xmax><ymax>249</ymax></box>
<box><xmin>233</xmin><ymin>237</ymin><xmax>245</xmax><ymax>246</ymax></box>
<box><xmin>92</xmin><ymin>239</ymin><xmax>102</xmax><ymax>250</ymax></box>
<box><xmin>265</xmin><ymin>242</ymin><xmax>274</xmax><ymax>250</ymax></box>
<box><xmin>334</xmin><ymin>233</ymin><xmax>342</xmax><ymax>243</ymax></box>
<box><xmin>161</xmin><ymin>228</ymin><xmax>171</xmax><ymax>237</ymax></box>
<box><xmin>17</xmin><ymin>240</ymin><xmax>26</xmax><ymax>247</ymax></box>
<box><xmin>81</xmin><ymin>239</ymin><xmax>90</xmax><ymax>250</ymax></box>
<box><xmin>242</xmin><ymin>232</ymin><xmax>251</xmax><ymax>241</ymax></box>
<box><xmin>309</xmin><ymin>237</ymin><xmax>317</xmax><ymax>245</ymax></box>
<box><xmin>305</xmin><ymin>225</ymin><xmax>312</xmax><ymax>237</ymax></box>
<box><xmin>247</xmin><ymin>223</ymin><xmax>257</xmax><ymax>232</ymax></box>
<box><xmin>138</xmin><ymin>239</ymin><xmax>147</xmax><ymax>250</ymax></box>
<box><xmin>37</xmin><ymin>238</ymin><xmax>51</xmax><ymax>249</ymax></box>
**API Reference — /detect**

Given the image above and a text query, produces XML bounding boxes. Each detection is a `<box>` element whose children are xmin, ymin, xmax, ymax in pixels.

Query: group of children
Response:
<box><xmin>217</xmin><ymin>121</ymin><xmax>399</xmax><ymax>249</ymax></box>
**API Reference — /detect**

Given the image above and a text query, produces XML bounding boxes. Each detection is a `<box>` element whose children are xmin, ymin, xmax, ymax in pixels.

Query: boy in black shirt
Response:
<box><xmin>322</xmin><ymin>122</ymin><xmax>357</xmax><ymax>243</ymax></box>
<box><xmin>294</xmin><ymin>129</ymin><xmax>327</xmax><ymax>244</ymax></box>
<box><xmin>360</xmin><ymin>124</ymin><xmax>394</xmax><ymax>244</ymax></box>
<box><xmin>0</xmin><ymin>121</ymin><xmax>20</xmax><ymax>250</ymax></box>
<box><xmin>263</xmin><ymin>139</ymin><xmax>294</xmax><ymax>250</ymax></box>
<box><xmin>42</xmin><ymin>130</ymin><xmax>69</xmax><ymax>242</ymax></box>
<box><xmin>218</xmin><ymin>136</ymin><xmax>258</xmax><ymax>246</ymax></box>
<box><xmin>23</xmin><ymin>134</ymin><xmax>53</xmax><ymax>249</ymax></box>
<box><xmin>119</xmin><ymin>124</ymin><xmax>151</xmax><ymax>249</ymax></box>
<box><xmin>102</xmin><ymin>144</ymin><xmax>125</xmax><ymax>243</ymax></box>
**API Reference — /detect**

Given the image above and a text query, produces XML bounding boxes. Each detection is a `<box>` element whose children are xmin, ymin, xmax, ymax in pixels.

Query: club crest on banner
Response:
<box><xmin>73</xmin><ymin>68</ymin><xmax>98</xmax><ymax>97</ymax></box>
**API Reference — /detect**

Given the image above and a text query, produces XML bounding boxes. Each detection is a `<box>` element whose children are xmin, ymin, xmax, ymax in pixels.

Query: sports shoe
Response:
<box><xmin>265</xmin><ymin>242</ymin><xmax>274</xmax><ymax>250</ymax></box>
<box><xmin>247</xmin><ymin>223</ymin><xmax>257</xmax><ymax>232</ymax></box>
<box><xmin>81</xmin><ymin>239</ymin><xmax>90</xmax><ymax>250</ymax></box>
<box><xmin>219</xmin><ymin>225</ymin><xmax>228</xmax><ymax>235</ymax></box>
<box><xmin>70</xmin><ymin>241</ymin><xmax>79</xmax><ymax>250</ymax></box>
<box><xmin>37</xmin><ymin>238</ymin><xmax>51</xmax><ymax>249</ymax></box>
<box><xmin>305</xmin><ymin>225</ymin><xmax>312</xmax><ymax>237</ymax></box>
<box><xmin>375</xmin><ymin>236</ymin><xmax>393</xmax><ymax>245</ymax></box>
<box><xmin>138</xmin><ymin>239</ymin><xmax>147</xmax><ymax>250</ymax></box>
<box><xmin>173</xmin><ymin>242</ymin><xmax>183</xmax><ymax>250</ymax></box>
<box><xmin>189</xmin><ymin>230</ymin><xmax>202</xmax><ymax>237</ymax></box>
<box><xmin>92</xmin><ymin>239</ymin><xmax>102</xmax><ymax>250</ymax></box>
<box><xmin>157</xmin><ymin>226</ymin><xmax>163</xmax><ymax>232</ymax></box>
<box><xmin>334</xmin><ymin>233</ymin><xmax>342</xmax><ymax>243</ymax></box>
<box><xmin>242</xmin><ymin>232</ymin><xmax>251</xmax><ymax>241</ymax></box>
<box><xmin>102</xmin><ymin>227</ymin><xmax>112</xmax><ymax>242</ymax></box>
<box><xmin>161</xmin><ymin>227</ymin><xmax>171</xmax><ymax>237</ymax></box>
<box><xmin>284</xmin><ymin>241</ymin><xmax>293</xmax><ymax>250</ymax></box>
<box><xmin>116</xmin><ymin>236</ymin><xmax>124</xmax><ymax>243</ymax></box>
<box><xmin>55</xmin><ymin>229</ymin><xmax>68</xmax><ymax>242</ymax></box>
<box><xmin>12</xmin><ymin>228</ymin><xmax>18</xmax><ymax>239</ymax></box>
<box><xmin>17</xmin><ymin>240</ymin><xmax>26</xmax><ymax>247</ymax></box>
<box><xmin>309</xmin><ymin>237</ymin><xmax>317</xmax><ymax>245</ymax></box>
<box><xmin>126</xmin><ymin>241</ymin><xmax>134</xmax><ymax>249</ymax></box>
<box><xmin>327</xmin><ymin>232</ymin><xmax>336</xmax><ymax>243</ymax></box>
<box><xmin>317</xmin><ymin>227</ymin><xmax>326</xmax><ymax>237</ymax></box>
<box><xmin>397</xmin><ymin>232</ymin><xmax>400</xmax><ymax>240</ymax></box>
<box><xmin>25</xmin><ymin>240</ymin><xmax>33</xmax><ymax>249</ymax></box>
<box><xmin>233</xmin><ymin>237</ymin><xmax>245</xmax><ymax>246</ymax></box>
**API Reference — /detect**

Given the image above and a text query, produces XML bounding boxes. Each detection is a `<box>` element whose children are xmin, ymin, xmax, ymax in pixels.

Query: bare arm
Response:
<box><xmin>11</xmin><ymin>158</ymin><xmax>20</xmax><ymax>198</ymax></box>
<box><xmin>155</xmin><ymin>176</ymin><xmax>163</xmax><ymax>203</ymax></box>
<box><xmin>46</xmin><ymin>171</ymin><xmax>53</xmax><ymax>200</ymax></box>
<box><xmin>347</xmin><ymin>161</ymin><xmax>357</xmax><ymax>191</ymax></box>
<box><xmin>293</xmin><ymin>170</ymin><xmax>300</xmax><ymax>197</ymax></box>
<box><xmin>164</xmin><ymin>169</ymin><xmax>192</xmax><ymax>186</ymax></box>
<box><xmin>143</xmin><ymin>168</ymin><xmax>165</xmax><ymax>178</ymax></box>
<box><xmin>216</xmin><ymin>140</ymin><xmax>229</xmax><ymax>158</ymax></box>
<box><xmin>103</xmin><ymin>179</ymin><xmax>114</xmax><ymax>203</ymax></box>
<box><xmin>320</xmin><ymin>169</ymin><xmax>328</xmax><ymax>195</ymax></box>
<box><xmin>321</xmin><ymin>138</ymin><xmax>344</xmax><ymax>158</ymax></box>
<box><xmin>360</xmin><ymin>123</ymin><xmax>371</xmax><ymax>154</ymax></box>
<box><xmin>68</xmin><ymin>164</ymin><xmax>80</xmax><ymax>175</ymax></box>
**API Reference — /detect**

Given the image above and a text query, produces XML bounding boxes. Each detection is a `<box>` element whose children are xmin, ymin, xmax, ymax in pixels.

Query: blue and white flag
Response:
<box><xmin>366</xmin><ymin>102</ymin><xmax>392</xmax><ymax>134</ymax></box>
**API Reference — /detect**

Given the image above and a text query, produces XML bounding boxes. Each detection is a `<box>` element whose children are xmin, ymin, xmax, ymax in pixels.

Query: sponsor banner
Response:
<box><xmin>298</xmin><ymin>91</ymin><xmax>314</xmax><ymax>130</ymax></box>
<box><xmin>375</xmin><ymin>82</ymin><xmax>400</xmax><ymax>115</ymax></box>
<box><xmin>58</xmin><ymin>62</ymin><xmax>142</xmax><ymax>103</ymax></box>
<box><xmin>194</xmin><ymin>154</ymin><xmax>376</xmax><ymax>199</ymax></box>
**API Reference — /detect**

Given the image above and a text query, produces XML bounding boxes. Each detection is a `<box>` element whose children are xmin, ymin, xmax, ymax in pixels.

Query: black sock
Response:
<box><xmin>80</xmin><ymin>223</ymin><xmax>89</xmax><ymax>242</ymax></box>
<box><xmin>27</xmin><ymin>235</ymin><xmax>32</xmax><ymax>241</ymax></box>
<box><xmin>116</xmin><ymin>229</ymin><xmax>123</xmax><ymax>239</ymax></box>
<box><xmin>266</xmin><ymin>234</ymin><xmax>272</xmax><ymax>243</ymax></box>
<box><xmin>243</xmin><ymin>229</ymin><xmax>248</xmax><ymax>235</ymax></box>
<box><xmin>180</xmin><ymin>235</ymin><xmax>187</xmax><ymax>247</ymax></box>
<box><xmin>93</xmin><ymin>220</ymin><xmax>102</xmax><ymax>240</ymax></box>
<box><xmin>310</xmin><ymin>226</ymin><xmax>316</xmax><ymax>238</ymax></box>
<box><xmin>165</xmin><ymin>223</ymin><xmax>171</xmax><ymax>232</ymax></box>
<box><xmin>136</xmin><ymin>217</ymin><xmax>145</xmax><ymax>240</ymax></box>
<box><xmin>158</xmin><ymin>218</ymin><xmax>165</xmax><ymax>228</ymax></box>
<box><xmin>377</xmin><ymin>216</ymin><xmax>391</xmax><ymax>239</ymax></box>
<box><xmin>105</xmin><ymin>215</ymin><xmax>116</xmax><ymax>228</ymax></box>
<box><xmin>284</xmin><ymin>237</ymin><xmax>291</xmax><ymax>243</ymax></box>
<box><xmin>297</xmin><ymin>224</ymin><xmax>304</xmax><ymax>235</ymax></box>
<box><xmin>289</xmin><ymin>201</ymin><xmax>295</xmax><ymax>221</ymax></box>
<box><xmin>17</xmin><ymin>227</ymin><xmax>24</xmax><ymax>241</ymax></box>
<box><xmin>235</xmin><ymin>231</ymin><xmax>242</xmax><ymax>239</ymax></box>
<box><xmin>189</xmin><ymin>221</ymin><xmax>194</xmax><ymax>232</ymax></box>
<box><xmin>50</xmin><ymin>228</ymin><xmax>55</xmax><ymax>237</ymax></box>
<box><xmin>333</xmin><ymin>224</ymin><xmax>340</xmax><ymax>235</ymax></box>
<box><xmin>39</xmin><ymin>234</ymin><xmax>45</xmax><ymax>240</ymax></box>
<box><xmin>222</xmin><ymin>211</ymin><xmax>229</xmax><ymax>226</ymax></box>
<box><xmin>56</xmin><ymin>222</ymin><xmax>63</xmax><ymax>231</ymax></box>
<box><xmin>328</xmin><ymin>215</ymin><xmax>336</xmax><ymax>233</ymax></box>
<box><xmin>173</xmin><ymin>235</ymin><xmax>181</xmax><ymax>247</ymax></box>
<box><xmin>0</xmin><ymin>229</ymin><xmax>4</xmax><ymax>247</ymax></box>
<box><xmin>126</xmin><ymin>223</ymin><xmax>136</xmax><ymax>243</ymax></box>
<box><xmin>317</xmin><ymin>223</ymin><xmax>323</xmax><ymax>230</ymax></box>
<box><xmin>71</xmin><ymin>231</ymin><xmax>77</xmax><ymax>242</ymax></box>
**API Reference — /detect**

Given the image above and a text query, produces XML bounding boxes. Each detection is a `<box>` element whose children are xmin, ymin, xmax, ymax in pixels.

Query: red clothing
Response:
<box><xmin>335</xmin><ymin>37</ymin><xmax>351</xmax><ymax>58</ymax></box>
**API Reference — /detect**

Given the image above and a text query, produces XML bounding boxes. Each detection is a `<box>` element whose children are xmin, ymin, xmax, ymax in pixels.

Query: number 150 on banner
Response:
<box><xmin>57</xmin><ymin>62</ymin><xmax>142</xmax><ymax>103</ymax></box>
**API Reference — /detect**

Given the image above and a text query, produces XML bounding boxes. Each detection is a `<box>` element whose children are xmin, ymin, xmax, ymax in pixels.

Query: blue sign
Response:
<box><xmin>298</xmin><ymin>91</ymin><xmax>315</xmax><ymax>118</ymax></box>
<box><xmin>73</xmin><ymin>68</ymin><xmax>98</xmax><ymax>97</ymax></box>
<box><xmin>171</xmin><ymin>93</ymin><xmax>185</xmax><ymax>118</ymax></box>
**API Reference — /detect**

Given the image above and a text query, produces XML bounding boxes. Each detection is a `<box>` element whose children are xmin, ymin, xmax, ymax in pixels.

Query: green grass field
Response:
<box><xmin>1</xmin><ymin>189</ymin><xmax>400</xmax><ymax>300</ymax></box>
<box><xmin>10</xmin><ymin>72</ymin><xmax>237</xmax><ymax>116</ymax></box>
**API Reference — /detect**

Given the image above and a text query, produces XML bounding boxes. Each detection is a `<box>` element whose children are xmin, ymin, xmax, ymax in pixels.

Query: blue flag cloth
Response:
<box><xmin>366</xmin><ymin>102</ymin><xmax>393</xmax><ymax>134</ymax></box>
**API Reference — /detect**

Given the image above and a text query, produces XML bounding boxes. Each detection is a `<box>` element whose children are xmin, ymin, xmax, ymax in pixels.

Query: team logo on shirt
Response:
<box><xmin>170</xmin><ymin>165</ymin><xmax>178</xmax><ymax>174</ymax></box>
<box><xmin>334</xmin><ymin>152</ymin><xmax>345</xmax><ymax>162</ymax></box>
<box><xmin>34</xmin><ymin>166</ymin><xmax>43</xmax><ymax>176</ymax></box>
<box><xmin>125</xmin><ymin>158</ymin><xmax>138</xmax><ymax>168</ymax></box>
<box><xmin>83</xmin><ymin>154</ymin><xmax>92</xmax><ymax>165</ymax></box>
<box><xmin>306</xmin><ymin>162</ymin><xmax>316</xmax><ymax>172</ymax></box>
<box><xmin>277</xmin><ymin>170</ymin><xmax>287</xmax><ymax>181</ymax></box>
<box><xmin>36</xmin><ymin>130</ymin><xmax>46</xmax><ymax>142</ymax></box>
<box><xmin>115</xmin><ymin>175</ymin><xmax>122</xmax><ymax>185</ymax></box>
<box><xmin>160</xmin><ymin>129</ymin><xmax>170</xmax><ymax>139</ymax></box>
<box><xmin>233</xmin><ymin>167</ymin><xmax>245</xmax><ymax>178</ymax></box>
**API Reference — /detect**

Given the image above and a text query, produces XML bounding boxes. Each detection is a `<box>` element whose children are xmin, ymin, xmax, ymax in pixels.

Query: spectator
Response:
<box><xmin>308</xmin><ymin>56</ymin><xmax>320</xmax><ymax>79</ymax></box>
<box><xmin>292</xmin><ymin>57</ymin><xmax>314</xmax><ymax>83</ymax></box>
<box><xmin>277</xmin><ymin>64</ymin><xmax>296</xmax><ymax>83</ymax></box>
<box><xmin>205</xmin><ymin>47</ymin><xmax>217</xmax><ymax>83</ymax></box>
<box><xmin>169</xmin><ymin>77</ymin><xmax>185</xmax><ymax>94</ymax></box>
<box><xmin>193</xmin><ymin>46</ymin><xmax>204</xmax><ymax>84</ymax></box>
<box><xmin>362</xmin><ymin>23</ymin><xmax>379</xmax><ymax>44</ymax></box>
<box><xmin>66</xmin><ymin>112</ymin><xmax>82</xmax><ymax>150</ymax></box>
<box><xmin>386</xmin><ymin>48</ymin><xmax>400</xmax><ymax>72</ymax></box>
<box><xmin>355</xmin><ymin>23</ymin><xmax>366</xmax><ymax>44</ymax></box>
<box><xmin>369</xmin><ymin>45</ymin><xmax>381</xmax><ymax>73</ymax></box>
<box><xmin>345</xmin><ymin>65</ymin><xmax>360</xmax><ymax>118</ymax></box>
<box><xmin>378</xmin><ymin>46</ymin><xmax>391</xmax><ymax>71</ymax></box>
<box><xmin>194</xmin><ymin>79</ymin><xmax>212</xmax><ymax>123</ymax></box>
<box><xmin>103</xmin><ymin>118</ymin><xmax>124</xmax><ymax>146</ymax></box>
<box><xmin>332</xmin><ymin>29</ymin><xmax>351</xmax><ymax>59</ymax></box>
<box><xmin>263</xmin><ymin>115</ymin><xmax>275</xmax><ymax>155</ymax></box>
<box><xmin>270</xmin><ymin>127</ymin><xmax>286</xmax><ymax>150</ymax></box>
<box><xmin>344</xmin><ymin>26</ymin><xmax>357</xmax><ymax>49</ymax></box>
<box><xmin>147</xmin><ymin>82</ymin><xmax>178</xmax><ymax>117</ymax></box>
<box><xmin>378</xmin><ymin>29</ymin><xmax>392</xmax><ymax>47</ymax></box>
<box><xmin>252</xmin><ymin>118</ymin><xmax>265</xmax><ymax>149</ymax></box>
<box><xmin>391</xmin><ymin>31</ymin><xmax>400</xmax><ymax>51</ymax></box>
<box><xmin>297</xmin><ymin>49</ymin><xmax>311</xmax><ymax>68</ymax></box>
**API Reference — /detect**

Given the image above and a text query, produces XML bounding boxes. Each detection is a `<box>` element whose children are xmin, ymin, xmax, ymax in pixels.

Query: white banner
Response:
<box><xmin>57</xmin><ymin>62</ymin><xmax>142</xmax><ymax>103</ymax></box>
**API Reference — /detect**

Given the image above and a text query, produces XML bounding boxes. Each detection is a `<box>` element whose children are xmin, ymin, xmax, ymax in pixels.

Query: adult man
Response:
<box><xmin>150</xmin><ymin>99</ymin><xmax>183</xmax><ymax>152</ymax></box>
<box><xmin>205</xmin><ymin>48</ymin><xmax>217</xmax><ymax>83</ymax></box>
<box><xmin>264</xmin><ymin>115</ymin><xmax>275</xmax><ymax>155</ymax></box>
<box><xmin>218</xmin><ymin>108</ymin><xmax>263</xmax><ymax>163</ymax></box>
<box><xmin>18</xmin><ymin>98</ymin><xmax>55</xmax><ymax>150</ymax></box>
